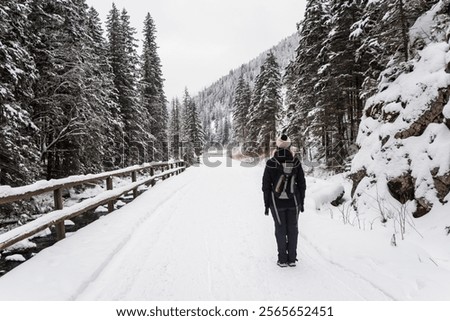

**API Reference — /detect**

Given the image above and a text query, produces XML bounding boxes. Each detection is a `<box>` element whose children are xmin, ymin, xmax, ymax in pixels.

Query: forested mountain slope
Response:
<box><xmin>193</xmin><ymin>32</ymin><xmax>300</xmax><ymax>144</ymax></box>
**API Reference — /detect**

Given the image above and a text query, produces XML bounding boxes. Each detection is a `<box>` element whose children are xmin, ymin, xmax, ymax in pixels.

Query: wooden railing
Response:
<box><xmin>0</xmin><ymin>161</ymin><xmax>186</xmax><ymax>251</ymax></box>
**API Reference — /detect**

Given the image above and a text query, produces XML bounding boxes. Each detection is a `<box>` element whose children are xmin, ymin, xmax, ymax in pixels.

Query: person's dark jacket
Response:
<box><xmin>262</xmin><ymin>148</ymin><xmax>306</xmax><ymax>212</ymax></box>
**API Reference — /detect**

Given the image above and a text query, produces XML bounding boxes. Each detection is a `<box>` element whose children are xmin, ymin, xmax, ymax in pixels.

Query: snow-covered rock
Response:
<box><xmin>4</xmin><ymin>239</ymin><xmax>36</xmax><ymax>252</ymax></box>
<box><xmin>64</xmin><ymin>220</ymin><xmax>75</xmax><ymax>226</ymax></box>
<box><xmin>5</xmin><ymin>254</ymin><xmax>26</xmax><ymax>262</ymax></box>
<box><xmin>94</xmin><ymin>205</ymin><xmax>108</xmax><ymax>213</ymax></box>
<box><xmin>307</xmin><ymin>177</ymin><xmax>345</xmax><ymax>209</ymax></box>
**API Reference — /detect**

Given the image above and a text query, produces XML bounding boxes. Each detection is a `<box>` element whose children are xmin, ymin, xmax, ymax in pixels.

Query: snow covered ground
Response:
<box><xmin>0</xmin><ymin>156</ymin><xmax>449</xmax><ymax>300</ymax></box>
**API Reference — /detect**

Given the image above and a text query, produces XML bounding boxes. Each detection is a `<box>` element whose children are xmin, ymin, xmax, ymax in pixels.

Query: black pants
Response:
<box><xmin>270</xmin><ymin>207</ymin><xmax>299</xmax><ymax>263</ymax></box>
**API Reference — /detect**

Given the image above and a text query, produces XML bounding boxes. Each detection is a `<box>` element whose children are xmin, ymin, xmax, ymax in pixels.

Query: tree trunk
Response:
<box><xmin>398</xmin><ymin>0</ymin><xmax>409</xmax><ymax>61</ymax></box>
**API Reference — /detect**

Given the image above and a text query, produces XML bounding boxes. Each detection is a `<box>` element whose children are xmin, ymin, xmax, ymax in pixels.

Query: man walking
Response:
<box><xmin>262</xmin><ymin>135</ymin><xmax>306</xmax><ymax>267</ymax></box>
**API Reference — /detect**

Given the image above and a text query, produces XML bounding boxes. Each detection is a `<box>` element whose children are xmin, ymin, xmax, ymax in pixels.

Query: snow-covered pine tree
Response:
<box><xmin>181</xmin><ymin>88</ymin><xmax>192</xmax><ymax>162</ymax></box>
<box><xmin>107</xmin><ymin>5</ymin><xmax>150</xmax><ymax>166</ymax></box>
<box><xmin>231</xmin><ymin>74</ymin><xmax>251</xmax><ymax>143</ymax></box>
<box><xmin>247</xmin><ymin>68</ymin><xmax>264</xmax><ymax>145</ymax></box>
<box><xmin>28</xmin><ymin>0</ymin><xmax>74</xmax><ymax>179</ymax></box>
<box><xmin>84</xmin><ymin>6</ymin><xmax>124</xmax><ymax>171</ymax></box>
<box><xmin>377</xmin><ymin>0</ymin><xmax>437</xmax><ymax>62</ymax></box>
<box><xmin>168</xmin><ymin>98</ymin><xmax>181</xmax><ymax>159</ymax></box>
<box><xmin>140</xmin><ymin>12</ymin><xmax>168</xmax><ymax>162</ymax></box>
<box><xmin>315</xmin><ymin>0</ymin><xmax>364</xmax><ymax>169</ymax></box>
<box><xmin>222</xmin><ymin>117</ymin><xmax>230</xmax><ymax>145</ymax></box>
<box><xmin>350</xmin><ymin>0</ymin><xmax>387</xmax><ymax>101</ymax></box>
<box><xmin>0</xmin><ymin>0</ymin><xmax>40</xmax><ymax>186</ymax></box>
<box><xmin>28</xmin><ymin>0</ymin><xmax>116</xmax><ymax>178</ymax></box>
<box><xmin>181</xmin><ymin>89</ymin><xmax>205</xmax><ymax>164</ymax></box>
<box><xmin>248</xmin><ymin>52</ymin><xmax>282</xmax><ymax>155</ymax></box>
<box><xmin>353</xmin><ymin>0</ymin><xmax>439</xmax><ymax>101</ymax></box>
<box><xmin>284</xmin><ymin>0</ymin><xmax>331</xmax><ymax>158</ymax></box>
<box><xmin>86</xmin><ymin>7</ymin><xmax>124</xmax><ymax>169</ymax></box>
<box><xmin>187</xmin><ymin>100</ymin><xmax>205</xmax><ymax>157</ymax></box>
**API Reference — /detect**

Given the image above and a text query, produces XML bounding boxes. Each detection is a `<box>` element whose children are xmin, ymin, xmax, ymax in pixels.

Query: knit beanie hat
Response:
<box><xmin>276</xmin><ymin>134</ymin><xmax>291</xmax><ymax>149</ymax></box>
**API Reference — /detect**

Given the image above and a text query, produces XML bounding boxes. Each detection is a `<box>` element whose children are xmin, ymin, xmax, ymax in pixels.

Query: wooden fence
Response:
<box><xmin>0</xmin><ymin>161</ymin><xmax>185</xmax><ymax>251</ymax></box>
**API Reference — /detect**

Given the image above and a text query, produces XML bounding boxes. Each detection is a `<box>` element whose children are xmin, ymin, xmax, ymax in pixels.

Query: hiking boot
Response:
<box><xmin>277</xmin><ymin>261</ymin><xmax>288</xmax><ymax>268</ymax></box>
<box><xmin>287</xmin><ymin>258</ymin><xmax>298</xmax><ymax>267</ymax></box>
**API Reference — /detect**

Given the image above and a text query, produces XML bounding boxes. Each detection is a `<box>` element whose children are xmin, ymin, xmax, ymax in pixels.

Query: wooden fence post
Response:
<box><xmin>132</xmin><ymin>171</ymin><xmax>138</xmax><ymax>198</ymax></box>
<box><xmin>150</xmin><ymin>167</ymin><xmax>155</xmax><ymax>186</ymax></box>
<box><xmin>106</xmin><ymin>176</ymin><xmax>114</xmax><ymax>212</ymax></box>
<box><xmin>54</xmin><ymin>188</ymin><xmax>65</xmax><ymax>241</ymax></box>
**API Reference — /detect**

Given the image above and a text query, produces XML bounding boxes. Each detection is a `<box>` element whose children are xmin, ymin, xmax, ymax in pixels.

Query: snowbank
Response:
<box><xmin>307</xmin><ymin>177</ymin><xmax>344</xmax><ymax>209</ymax></box>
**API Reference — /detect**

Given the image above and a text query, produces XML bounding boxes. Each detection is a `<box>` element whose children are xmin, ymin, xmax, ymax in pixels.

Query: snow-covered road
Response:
<box><xmin>74</xmin><ymin>158</ymin><xmax>389</xmax><ymax>301</ymax></box>
<box><xmin>0</xmin><ymin>157</ymin><xmax>448</xmax><ymax>300</ymax></box>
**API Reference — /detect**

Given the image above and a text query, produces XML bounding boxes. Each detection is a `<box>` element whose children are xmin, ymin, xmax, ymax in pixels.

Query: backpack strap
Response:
<box><xmin>271</xmin><ymin>192</ymin><xmax>282</xmax><ymax>225</ymax></box>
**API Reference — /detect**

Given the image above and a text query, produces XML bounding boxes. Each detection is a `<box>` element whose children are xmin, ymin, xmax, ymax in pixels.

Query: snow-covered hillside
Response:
<box><xmin>0</xmin><ymin>157</ymin><xmax>449</xmax><ymax>300</ymax></box>
<box><xmin>350</xmin><ymin>2</ymin><xmax>450</xmax><ymax>223</ymax></box>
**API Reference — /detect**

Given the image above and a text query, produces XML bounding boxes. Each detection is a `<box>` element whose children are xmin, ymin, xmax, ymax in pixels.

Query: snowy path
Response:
<box><xmin>72</xmin><ymin>158</ymin><xmax>389</xmax><ymax>300</ymax></box>
<box><xmin>2</xmin><ymin>156</ymin><xmax>448</xmax><ymax>300</ymax></box>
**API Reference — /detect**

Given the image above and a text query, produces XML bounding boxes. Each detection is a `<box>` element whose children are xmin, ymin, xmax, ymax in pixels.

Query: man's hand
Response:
<box><xmin>264</xmin><ymin>207</ymin><xmax>269</xmax><ymax>216</ymax></box>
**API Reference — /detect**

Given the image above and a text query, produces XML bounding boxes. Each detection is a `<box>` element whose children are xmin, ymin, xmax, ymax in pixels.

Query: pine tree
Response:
<box><xmin>248</xmin><ymin>52</ymin><xmax>282</xmax><ymax>155</ymax></box>
<box><xmin>284</xmin><ymin>0</ymin><xmax>331</xmax><ymax>158</ymax></box>
<box><xmin>232</xmin><ymin>74</ymin><xmax>251</xmax><ymax>143</ymax></box>
<box><xmin>181</xmin><ymin>88</ymin><xmax>191</xmax><ymax>143</ymax></box>
<box><xmin>222</xmin><ymin>117</ymin><xmax>230</xmax><ymax>145</ymax></box>
<box><xmin>187</xmin><ymin>100</ymin><xmax>205</xmax><ymax>156</ymax></box>
<box><xmin>377</xmin><ymin>0</ymin><xmax>427</xmax><ymax>62</ymax></box>
<box><xmin>0</xmin><ymin>0</ymin><xmax>40</xmax><ymax>185</ymax></box>
<box><xmin>350</xmin><ymin>0</ymin><xmax>386</xmax><ymax>101</ymax></box>
<box><xmin>85</xmin><ymin>6</ymin><xmax>123</xmax><ymax>170</ymax></box>
<box><xmin>140</xmin><ymin>12</ymin><xmax>167</xmax><ymax>162</ymax></box>
<box><xmin>181</xmin><ymin>89</ymin><xmax>205</xmax><ymax>164</ymax></box>
<box><xmin>316</xmin><ymin>0</ymin><xmax>364</xmax><ymax>169</ymax></box>
<box><xmin>169</xmin><ymin>98</ymin><xmax>181</xmax><ymax>159</ymax></box>
<box><xmin>28</xmin><ymin>0</ymin><xmax>117</xmax><ymax>178</ymax></box>
<box><xmin>353</xmin><ymin>0</ymin><xmax>439</xmax><ymax>101</ymax></box>
<box><xmin>106</xmin><ymin>5</ymin><xmax>150</xmax><ymax>166</ymax></box>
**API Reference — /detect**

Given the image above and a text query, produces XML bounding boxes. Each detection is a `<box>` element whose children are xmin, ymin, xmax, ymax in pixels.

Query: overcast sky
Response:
<box><xmin>85</xmin><ymin>0</ymin><xmax>306</xmax><ymax>100</ymax></box>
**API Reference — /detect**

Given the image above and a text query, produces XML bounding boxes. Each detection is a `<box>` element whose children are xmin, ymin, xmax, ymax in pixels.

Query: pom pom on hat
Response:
<box><xmin>276</xmin><ymin>134</ymin><xmax>291</xmax><ymax>149</ymax></box>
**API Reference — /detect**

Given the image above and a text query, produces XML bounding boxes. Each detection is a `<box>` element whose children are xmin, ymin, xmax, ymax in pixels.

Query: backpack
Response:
<box><xmin>274</xmin><ymin>160</ymin><xmax>297</xmax><ymax>200</ymax></box>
